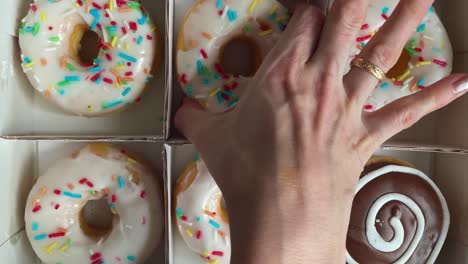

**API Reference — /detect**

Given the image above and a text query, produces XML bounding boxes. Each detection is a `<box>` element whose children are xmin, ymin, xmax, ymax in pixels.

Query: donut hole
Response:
<box><xmin>219</xmin><ymin>36</ymin><xmax>261</xmax><ymax>77</ymax></box>
<box><xmin>80</xmin><ymin>197</ymin><xmax>116</xmax><ymax>240</ymax></box>
<box><xmin>386</xmin><ymin>49</ymin><xmax>411</xmax><ymax>80</ymax></box>
<box><xmin>70</xmin><ymin>24</ymin><xmax>100</xmax><ymax>66</ymax></box>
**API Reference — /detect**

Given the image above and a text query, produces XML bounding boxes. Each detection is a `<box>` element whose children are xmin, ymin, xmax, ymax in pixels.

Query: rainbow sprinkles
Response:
<box><xmin>175</xmin><ymin>158</ymin><xmax>231</xmax><ymax>264</ymax></box>
<box><xmin>347</xmin><ymin>1</ymin><xmax>452</xmax><ymax>111</ymax></box>
<box><xmin>19</xmin><ymin>0</ymin><xmax>158</xmax><ymax>116</ymax></box>
<box><xmin>176</xmin><ymin>0</ymin><xmax>291</xmax><ymax>112</ymax></box>
<box><xmin>24</xmin><ymin>144</ymin><xmax>164</xmax><ymax>264</ymax></box>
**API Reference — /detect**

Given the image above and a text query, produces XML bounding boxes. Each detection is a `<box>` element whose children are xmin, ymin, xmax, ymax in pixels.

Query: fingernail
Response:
<box><xmin>453</xmin><ymin>75</ymin><xmax>468</xmax><ymax>94</ymax></box>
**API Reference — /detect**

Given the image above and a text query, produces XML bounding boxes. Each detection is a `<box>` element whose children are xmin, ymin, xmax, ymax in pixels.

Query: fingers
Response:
<box><xmin>345</xmin><ymin>0</ymin><xmax>434</xmax><ymax>103</ymax></box>
<box><xmin>365</xmin><ymin>74</ymin><xmax>468</xmax><ymax>144</ymax></box>
<box><xmin>259</xmin><ymin>3</ymin><xmax>325</xmax><ymax>69</ymax></box>
<box><xmin>174</xmin><ymin>97</ymin><xmax>213</xmax><ymax>143</ymax></box>
<box><xmin>312</xmin><ymin>0</ymin><xmax>370</xmax><ymax>71</ymax></box>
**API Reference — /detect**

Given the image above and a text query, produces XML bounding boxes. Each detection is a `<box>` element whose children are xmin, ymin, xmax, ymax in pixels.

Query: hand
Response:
<box><xmin>175</xmin><ymin>0</ymin><xmax>467</xmax><ymax>263</ymax></box>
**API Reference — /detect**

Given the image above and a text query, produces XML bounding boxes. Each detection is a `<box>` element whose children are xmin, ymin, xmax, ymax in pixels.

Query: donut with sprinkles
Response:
<box><xmin>19</xmin><ymin>0</ymin><xmax>159</xmax><ymax>116</ymax></box>
<box><xmin>174</xmin><ymin>157</ymin><xmax>230</xmax><ymax>263</ymax></box>
<box><xmin>25</xmin><ymin>144</ymin><xmax>164</xmax><ymax>264</ymax></box>
<box><xmin>176</xmin><ymin>0</ymin><xmax>291</xmax><ymax>112</ymax></box>
<box><xmin>348</xmin><ymin>2</ymin><xmax>452</xmax><ymax>111</ymax></box>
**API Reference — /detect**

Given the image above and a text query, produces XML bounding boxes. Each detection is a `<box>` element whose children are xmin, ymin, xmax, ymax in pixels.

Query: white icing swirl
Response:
<box><xmin>366</xmin><ymin>193</ymin><xmax>425</xmax><ymax>258</ymax></box>
<box><xmin>346</xmin><ymin>165</ymin><xmax>450</xmax><ymax>264</ymax></box>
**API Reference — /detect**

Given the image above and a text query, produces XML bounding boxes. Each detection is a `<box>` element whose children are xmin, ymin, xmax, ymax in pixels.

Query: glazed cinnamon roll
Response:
<box><xmin>346</xmin><ymin>157</ymin><xmax>450</xmax><ymax>264</ymax></box>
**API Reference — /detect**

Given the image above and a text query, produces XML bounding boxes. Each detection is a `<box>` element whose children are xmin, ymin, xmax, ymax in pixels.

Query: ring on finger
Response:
<box><xmin>350</xmin><ymin>57</ymin><xmax>386</xmax><ymax>82</ymax></box>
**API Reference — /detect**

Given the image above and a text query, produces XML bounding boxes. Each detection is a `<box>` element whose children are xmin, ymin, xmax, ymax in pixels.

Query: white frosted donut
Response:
<box><xmin>25</xmin><ymin>144</ymin><xmax>164</xmax><ymax>264</ymax></box>
<box><xmin>347</xmin><ymin>2</ymin><xmax>452</xmax><ymax>111</ymax></box>
<box><xmin>176</xmin><ymin>0</ymin><xmax>290</xmax><ymax>112</ymax></box>
<box><xmin>174</xmin><ymin>158</ymin><xmax>230</xmax><ymax>263</ymax></box>
<box><xmin>19</xmin><ymin>0</ymin><xmax>158</xmax><ymax>116</ymax></box>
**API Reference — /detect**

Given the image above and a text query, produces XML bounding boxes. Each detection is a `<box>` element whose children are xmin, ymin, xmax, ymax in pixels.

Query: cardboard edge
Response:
<box><xmin>164</xmin><ymin>0</ymin><xmax>174</xmax><ymax>141</ymax></box>
<box><xmin>0</xmin><ymin>136</ymin><xmax>165</xmax><ymax>141</ymax></box>
<box><xmin>381</xmin><ymin>142</ymin><xmax>468</xmax><ymax>155</ymax></box>
<box><xmin>0</xmin><ymin>228</ymin><xmax>25</xmax><ymax>250</ymax></box>
<box><xmin>162</xmin><ymin>144</ymin><xmax>169</xmax><ymax>264</ymax></box>
<box><xmin>164</xmin><ymin>144</ymin><xmax>173</xmax><ymax>264</ymax></box>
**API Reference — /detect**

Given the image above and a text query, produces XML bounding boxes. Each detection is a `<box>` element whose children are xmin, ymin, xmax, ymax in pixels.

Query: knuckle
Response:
<box><xmin>299</xmin><ymin>5</ymin><xmax>326</xmax><ymax>25</ymax></box>
<box><xmin>429</xmin><ymin>92</ymin><xmax>446</xmax><ymax>110</ymax></box>
<box><xmin>284</xmin><ymin>61</ymin><xmax>302</xmax><ymax>93</ymax></box>
<box><xmin>265</xmin><ymin>60</ymin><xmax>301</xmax><ymax>94</ymax></box>
<box><xmin>396</xmin><ymin>105</ymin><xmax>421</xmax><ymax>129</ymax></box>
<box><xmin>333</xmin><ymin>1</ymin><xmax>364</xmax><ymax>32</ymax></box>
<box><xmin>288</xmin><ymin>6</ymin><xmax>325</xmax><ymax>39</ymax></box>
<box><xmin>316</xmin><ymin>71</ymin><xmax>344</xmax><ymax>110</ymax></box>
<box><xmin>366</xmin><ymin>43</ymin><xmax>398</xmax><ymax>69</ymax></box>
<box><xmin>317</xmin><ymin>70</ymin><xmax>335</xmax><ymax>90</ymax></box>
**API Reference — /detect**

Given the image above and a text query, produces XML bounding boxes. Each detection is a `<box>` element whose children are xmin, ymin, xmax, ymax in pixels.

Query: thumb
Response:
<box><xmin>174</xmin><ymin>97</ymin><xmax>215</xmax><ymax>143</ymax></box>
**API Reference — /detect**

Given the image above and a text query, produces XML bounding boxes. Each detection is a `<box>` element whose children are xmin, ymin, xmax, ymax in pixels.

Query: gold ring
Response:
<box><xmin>350</xmin><ymin>57</ymin><xmax>386</xmax><ymax>82</ymax></box>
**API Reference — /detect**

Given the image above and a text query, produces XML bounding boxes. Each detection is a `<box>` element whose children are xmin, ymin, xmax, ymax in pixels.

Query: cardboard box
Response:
<box><xmin>0</xmin><ymin>140</ymin><xmax>167</xmax><ymax>263</ymax></box>
<box><xmin>167</xmin><ymin>0</ymin><xmax>468</xmax><ymax>154</ymax></box>
<box><xmin>3</xmin><ymin>0</ymin><xmax>468</xmax><ymax>263</ymax></box>
<box><xmin>167</xmin><ymin>144</ymin><xmax>468</xmax><ymax>263</ymax></box>
<box><xmin>0</xmin><ymin>0</ymin><xmax>170</xmax><ymax>140</ymax></box>
<box><xmin>166</xmin><ymin>2</ymin><xmax>468</xmax><ymax>262</ymax></box>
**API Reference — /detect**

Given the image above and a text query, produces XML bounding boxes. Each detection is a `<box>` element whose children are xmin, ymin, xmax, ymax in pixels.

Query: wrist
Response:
<box><xmin>223</xmin><ymin>168</ymin><xmax>358</xmax><ymax>263</ymax></box>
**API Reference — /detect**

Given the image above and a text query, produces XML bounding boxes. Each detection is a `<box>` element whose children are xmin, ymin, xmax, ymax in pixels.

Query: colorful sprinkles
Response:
<box><xmin>177</xmin><ymin>0</ymin><xmax>290</xmax><ymax>111</ymax></box>
<box><xmin>176</xmin><ymin>158</ymin><xmax>229</xmax><ymax>263</ymax></box>
<box><xmin>351</xmin><ymin>3</ymin><xmax>451</xmax><ymax>110</ymax></box>
<box><xmin>19</xmin><ymin>0</ymin><xmax>156</xmax><ymax>115</ymax></box>
<box><xmin>26</xmin><ymin>145</ymin><xmax>153</xmax><ymax>263</ymax></box>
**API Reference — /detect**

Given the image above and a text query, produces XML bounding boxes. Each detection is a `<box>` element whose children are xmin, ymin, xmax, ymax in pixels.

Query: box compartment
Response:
<box><xmin>166</xmin><ymin>143</ymin><xmax>468</xmax><ymax>263</ymax></box>
<box><xmin>0</xmin><ymin>0</ymin><xmax>170</xmax><ymax>140</ymax></box>
<box><xmin>167</xmin><ymin>0</ymin><xmax>468</xmax><ymax>154</ymax></box>
<box><xmin>0</xmin><ymin>140</ymin><xmax>167</xmax><ymax>263</ymax></box>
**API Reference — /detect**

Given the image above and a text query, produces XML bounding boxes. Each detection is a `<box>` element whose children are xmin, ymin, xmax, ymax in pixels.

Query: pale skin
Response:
<box><xmin>175</xmin><ymin>0</ymin><xmax>468</xmax><ymax>263</ymax></box>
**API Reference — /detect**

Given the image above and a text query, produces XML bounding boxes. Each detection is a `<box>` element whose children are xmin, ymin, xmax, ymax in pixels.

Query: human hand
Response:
<box><xmin>175</xmin><ymin>0</ymin><xmax>467</xmax><ymax>263</ymax></box>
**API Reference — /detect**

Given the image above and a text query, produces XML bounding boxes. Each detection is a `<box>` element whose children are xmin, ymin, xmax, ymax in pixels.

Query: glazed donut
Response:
<box><xmin>346</xmin><ymin>156</ymin><xmax>450</xmax><ymax>264</ymax></box>
<box><xmin>174</xmin><ymin>158</ymin><xmax>230</xmax><ymax>263</ymax></box>
<box><xmin>348</xmin><ymin>2</ymin><xmax>452</xmax><ymax>111</ymax></box>
<box><xmin>176</xmin><ymin>0</ymin><xmax>290</xmax><ymax>112</ymax></box>
<box><xmin>19</xmin><ymin>0</ymin><xmax>159</xmax><ymax>116</ymax></box>
<box><xmin>25</xmin><ymin>144</ymin><xmax>164</xmax><ymax>264</ymax></box>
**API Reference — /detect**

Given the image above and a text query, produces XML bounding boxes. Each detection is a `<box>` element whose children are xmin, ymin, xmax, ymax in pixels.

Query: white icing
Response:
<box><xmin>346</xmin><ymin>1</ymin><xmax>452</xmax><ymax>111</ymax></box>
<box><xmin>24</xmin><ymin>144</ymin><xmax>164</xmax><ymax>264</ymax></box>
<box><xmin>175</xmin><ymin>159</ymin><xmax>231</xmax><ymax>263</ymax></box>
<box><xmin>177</xmin><ymin>0</ymin><xmax>289</xmax><ymax>112</ymax></box>
<box><xmin>366</xmin><ymin>193</ymin><xmax>425</xmax><ymax>259</ymax></box>
<box><xmin>19</xmin><ymin>0</ymin><xmax>158</xmax><ymax>116</ymax></box>
<box><xmin>346</xmin><ymin>165</ymin><xmax>450</xmax><ymax>264</ymax></box>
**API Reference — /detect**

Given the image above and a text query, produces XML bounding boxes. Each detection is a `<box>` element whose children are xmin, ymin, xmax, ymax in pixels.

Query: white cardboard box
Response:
<box><xmin>166</xmin><ymin>144</ymin><xmax>468</xmax><ymax>263</ymax></box>
<box><xmin>164</xmin><ymin>0</ymin><xmax>468</xmax><ymax>262</ymax></box>
<box><xmin>167</xmin><ymin>0</ymin><xmax>468</xmax><ymax>154</ymax></box>
<box><xmin>0</xmin><ymin>140</ymin><xmax>167</xmax><ymax>263</ymax></box>
<box><xmin>0</xmin><ymin>0</ymin><xmax>170</xmax><ymax>140</ymax></box>
<box><xmin>3</xmin><ymin>0</ymin><xmax>468</xmax><ymax>263</ymax></box>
